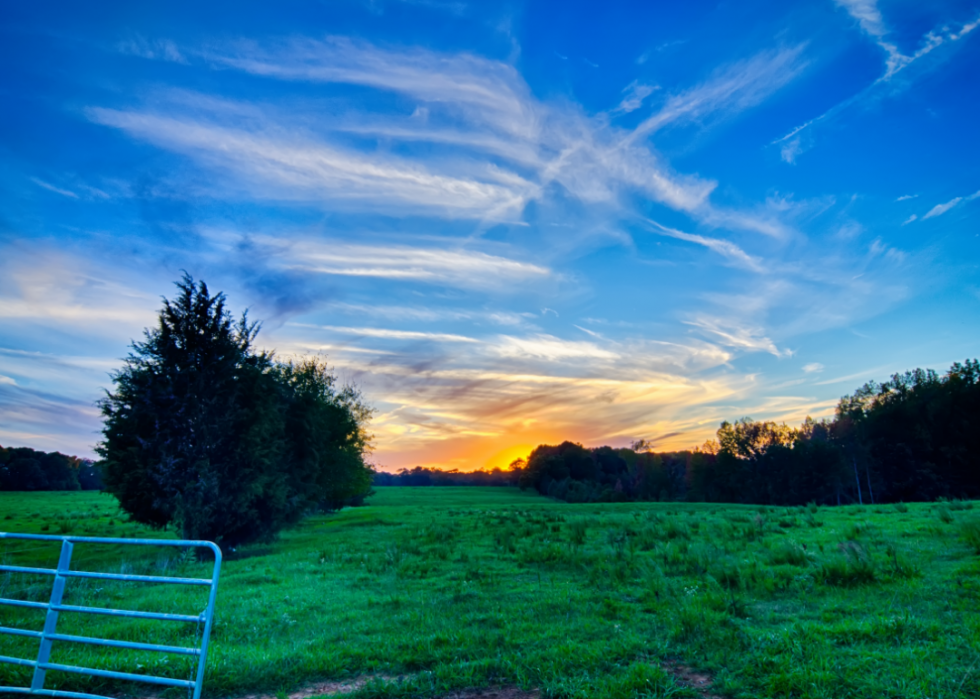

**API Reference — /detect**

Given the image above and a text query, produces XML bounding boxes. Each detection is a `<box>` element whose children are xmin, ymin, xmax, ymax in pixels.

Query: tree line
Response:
<box><xmin>0</xmin><ymin>445</ymin><xmax>102</xmax><ymax>491</ymax></box>
<box><xmin>373</xmin><ymin>466</ymin><xmax>519</xmax><ymax>487</ymax></box>
<box><xmin>519</xmin><ymin>359</ymin><xmax>980</xmax><ymax>505</ymax></box>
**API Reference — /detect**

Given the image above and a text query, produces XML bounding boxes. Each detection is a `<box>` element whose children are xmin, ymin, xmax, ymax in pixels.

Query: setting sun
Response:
<box><xmin>484</xmin><ymin>444</ymin><xmax>536</xmax><ymax>471</ymax></box>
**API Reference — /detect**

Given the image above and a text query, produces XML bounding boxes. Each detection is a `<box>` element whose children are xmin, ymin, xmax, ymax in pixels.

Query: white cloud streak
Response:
<box><xmin>206</xmin><ymin>36</ymin><xmax>537</xmax><ymax>140</ymax></box>
<box><xmin>118</xmin><ymin>36</ymin><xmax>187</xmax><ymax>63</ymax></box>
<box><xmin>615</xmin><ymin>81</ymin><xmax>658</xmax><ymax>114</ymax></box>
<box><xmin>628</xmin><ymin>45</ymin><xmax>807</xmax><ymax>142</ymax></box>
<box><xmin>920</xmin><ymin>190</ymin><xmax>979</xmax><ymax>220</ymax></box>
<box><xmin>775</xmin><ymin>4</ymin><xmax>980</xmax><ymax>156</ymax></box>
<box><xmin>685</xmin><ymin>316</ymin><xmax>791</xmax><ymax>357</ymax></box>
<box><xmin>0</xmin><ymin>246</ymin><xmax>156</xmax><ymax>332</ymax></box>
<box><xmin>922</xmin><ymin>197</ymin><xmax>963</xmax><ymax>219</ymax></box>
<box><xmin>90</xmin><ymin>37</ymin><xmax>807</xmax><ymax>234</ymax></box>
<box><xmin>780</xmin><ymin>137</ymin><xmax>803</xmax><ymax>164</ymax></box>
<box><xmin>301</xmin><ymin>325</ymin><xmax>479</xmax><ymax>343</ymax></box>
<box><xmin>268</xmin><ymin>323</ymin><xmax>752</xmax><ymax>467</ymax></box>
<box><xmin>203</xmin><ymin>234</ymin><xmax>553</xmax><ymax>292</ymax></box>
<box><xmin>30</xmin><ymin>178</ymin><xmax>79</xmax><ymax>199</ymax></box>
<box><xmin>493</xmin><ymin>334</ymin><xmax>619</xmax><ymax>361</ymax></box>
<box><xmin>643</xmin><ymin>219</ymin><xmax>764</xmax><ymax>272</ymax></box>
<box><xmin>836</xmin><ymin>0</ymin><xmax>980</xmax><ymax>79</ymax></box>
<box><xmin>87</xmin><ymin>108</ymin><xmax>534</xmax><ymax>220</ymax></box>
<box><xmin>834</xmin><ymin>0</ymin><xmax>907</xmax><ymax>78</ymax></box>
<box><xmin>321</xmin><ymin>302</ymin><xmax>534</xmax><ymax>326</ymax></box>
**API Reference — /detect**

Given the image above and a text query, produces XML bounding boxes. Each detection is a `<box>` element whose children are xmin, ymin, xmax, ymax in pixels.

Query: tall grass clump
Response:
<box><xmin>769</xmin><ymin>541</ymin><xmax>809</xmax><ymax>567</ymax></box>
<box><xmin>817</xmin><ymin>542</ymin><xmax>877</xmax><ymax>587</ymax></box>
<box><xmin>961</xmin><ymin>518</ymin><xmax>980</xmax><ymax>554</ymax></box>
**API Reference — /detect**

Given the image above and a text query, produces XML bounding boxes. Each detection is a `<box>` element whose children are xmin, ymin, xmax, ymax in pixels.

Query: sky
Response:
<box><xmin>1</xmin><ymin>0</ymin><xmax>979</xmax><ymax>472</ymax></box>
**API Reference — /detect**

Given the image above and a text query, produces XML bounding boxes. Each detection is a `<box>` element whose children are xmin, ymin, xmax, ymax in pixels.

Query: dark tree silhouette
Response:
<box><xmin>517</xmin><ymin>359</ymin><xmax>980</xmax><ymax>505</ymax></box>
<box><xmin>98</xmin><ymin>275</ymin><xmax>373</xmax><ymax>547</ymax></box>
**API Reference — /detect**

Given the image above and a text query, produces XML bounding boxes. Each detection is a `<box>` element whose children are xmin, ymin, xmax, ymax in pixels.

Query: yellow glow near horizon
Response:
<box><xmin>483</xmin><ymin>443</ymin><xmax>536</xmax><ymax>471</ymax></box>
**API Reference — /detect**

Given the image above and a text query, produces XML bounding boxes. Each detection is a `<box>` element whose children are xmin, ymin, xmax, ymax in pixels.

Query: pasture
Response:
<box><xmin>2</xmin><ymin>488</ymin><xmax>980</xmax><ymax>698</ymax></box>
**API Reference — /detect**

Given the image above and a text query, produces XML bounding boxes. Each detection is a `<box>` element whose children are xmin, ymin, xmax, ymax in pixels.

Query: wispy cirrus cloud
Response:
<box><xmin>833</xmin><ymin>0</ymin><xmax>907</xmax><ymax>78</ymax></box>
<box><xmin>118</xmin><ymin>35</ymin><xmax>187</xmax><ymax>63</ymax></box>
<box><xmin>321</xmin><ymin>302</ymin><xmax>535</xmax><ymax>327</ymax></box>
<box><xmin>270</xmin><ymin>314</ymin><xmax>848</xmax><ymax>469</ymax></box>
<box><xmin>923</xmin><ymin>196</ymin><xmax>963</xmax><ymax>220</ymax></box>
<box><xmin>199</xmin><ymin>231</ymin><xmax>554</xmax><ymax>292</ymax></box>
<box><xmin>0</xmin><ymin>245</ymin><xmax>156</xmax><ymax>333</ymax></box>
<box><xmin>0</xmin><ymin>348</ymin><xmax>122</xmax><ymax>458</ymax></box>
<box><xmin>628</xmin><ymin>44</ymin><xmax>807</xmax><ymax>142</ymax></box>
<box><xmin>30</xmin><ymin>177</ymin><xmax>79</xmax><ymax>199</ymax></box>
<box><xmin>271</xmin><ymin>324</ymin><xmax>749</xmax><ymax>468</ymax></box>
<box><xmin>91</xmin><ymin>36</ymin><xmax>807</xmax><ymax>238</ymax></box>
<box><xmin>298</xmin><ymin>324</ymin><xmax>479</xmax><ymax>343</ymax></box>
<box><xmin>643</xmin><ymin>218</ymin><xmax>764</xmax><ymax>272</ymax></box>
<box><xmin>844</xmin><ymin>0</ymin><xmax>980</xmax><ymax>74</ymax></box>
<box><xmin>614</xmin><ymin>81</ymin><xmax>658</xmax><ymax>114</ymax></box>
<box><xmin>284</xmin><ymin>240</ymin><xmax>552</xmax><ymax>287</ymax></box>
<box><xmin>685</xmin><ymin>316</ymin><xmax>791</xmax><ymax>357</ymax></box>
<box><xmin>774</xmin><ymin>2</ymin><xmax>979</xmax><ymax>159</ymax></box>
<box><xmin>492</xmin><ymin>334</ymin><xmax>619</xmax><ymax>361</ymax></box>
<box><xmin>920</xmin><ymin>190</ymin><xmax>979</xmax><ymax>220</ymax></box>
<box><xmin>0</xmin><ymin>382</ymin><xmax>103</xmax><ymax>457</ymax></box>
<box><xmin>87</xmin><ymin>107</ymin><xmax>536</xmax><ymax>220</ymax></box>
<box><xmin>204</xmin><ymin>36</ymin><xmax>537</xmax><ymax>139</ymax></box>
<box><xmin>59</xmin><ymin>33</ymin><xmax>885</xmax><ymax>468</ymax></box>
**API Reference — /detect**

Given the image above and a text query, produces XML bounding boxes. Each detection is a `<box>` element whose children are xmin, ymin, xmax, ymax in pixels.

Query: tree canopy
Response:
<box><xmin>98</xmin><ymin>275</ymin><xmax>373</xmax><ymax>547</ymax></box>
<box><xmin>0</xmin><ymin>445</ymin><xmax>96</xmax><ymax>491</ymax></box>
<box><xmin>519</xmin><ymin>359</ymin><xmax>980</xmax><ymax>506</ymax></box>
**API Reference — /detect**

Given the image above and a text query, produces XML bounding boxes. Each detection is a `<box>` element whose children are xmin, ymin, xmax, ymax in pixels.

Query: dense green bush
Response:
<box><xmin>98</xmin><ymin>275</ymin><xmax>373</xmax><ymax>547</ymax></box>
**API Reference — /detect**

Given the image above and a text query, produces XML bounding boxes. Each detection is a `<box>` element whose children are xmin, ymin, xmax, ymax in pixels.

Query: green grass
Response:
<box><xmin>2</xmin><ymin>489</ymin><xmax>980</xmax><ymax>698</ymax></box>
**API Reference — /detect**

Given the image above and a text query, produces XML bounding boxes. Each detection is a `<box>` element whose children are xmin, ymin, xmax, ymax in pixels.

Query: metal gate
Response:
<box><xmin>0</xmin><ymin>533</ymin><xmax>221</xmax><ymax>699</ymax></box>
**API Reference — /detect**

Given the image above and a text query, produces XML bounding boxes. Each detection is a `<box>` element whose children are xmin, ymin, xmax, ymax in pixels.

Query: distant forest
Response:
<box><xmin>380</xmin><ymin>359</ymin><xmax>980</xmax><ymax>506</ymax></box>
<box><xmin>0</xmin><ymin>446</ymin><xmax>102</xmax><ymax>491</ymax></box>
<box><xmin>373</xmin><ymin>466</ymin><xmax>518</xmax><ymax>487</ymax></box>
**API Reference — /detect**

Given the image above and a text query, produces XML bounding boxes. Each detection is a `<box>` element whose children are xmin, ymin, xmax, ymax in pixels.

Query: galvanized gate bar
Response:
<box><xmin>0</xmin><ymin>532</ymin><xmax>221</xmax><ymax>699</ymax></box>
<box><xmin>1</xmin><ymin>689</ymin><xmax>134</xmax><ymax>699</ymax></box>
<box><xmin>1</xmin><ymin>655</ymin><xmax>38</xmax><ymax>668</ymax></box>
<box><xmin>36</xmin><ymin>662</ymin><xmax>196</xmax><ymax>688</ymax></box>
<box><xmin>0</xmin><ymin>598</ymin><xmax>203</xmax><ymax>622</ymax></box>
<box><xmin>45</xmin><ymin>632</ymin><xmax>202</xmax><ymax>655</ymax></box>
<box><xmin>1</xmin><ymin>626</ymin><xmax>42</xmax><ymax>639</ymax></box>
<box><xmin>0</xmin><ymin>566</ymin><xmax>213</xmax><ymax>586</ymax></box>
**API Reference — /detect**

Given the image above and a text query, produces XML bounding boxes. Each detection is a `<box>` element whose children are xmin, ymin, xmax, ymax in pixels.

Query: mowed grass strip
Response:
<box><xmin>2</xmin><ymin>488</ymin><xmax>980</xmax><ymax>699</ymax></box>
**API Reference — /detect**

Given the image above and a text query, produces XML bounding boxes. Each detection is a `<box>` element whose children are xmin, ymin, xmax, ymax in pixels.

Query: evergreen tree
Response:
<box><xmin>98</xmin><ymin>275</ymin><xmax>373</xmax><ymax>547</ymax></box>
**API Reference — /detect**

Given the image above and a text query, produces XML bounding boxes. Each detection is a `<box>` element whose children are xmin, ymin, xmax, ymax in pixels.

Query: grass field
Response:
<box><xmin>2</xmin><ymin>488</ymin><xmax>980</xmax><ymax>698</ymax></box>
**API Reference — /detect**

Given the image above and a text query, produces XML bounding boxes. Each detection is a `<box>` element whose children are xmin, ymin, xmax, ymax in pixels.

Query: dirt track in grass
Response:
<box><xmin>230</xmin><ymin>679</ymin><xmax>540</xmax><ymax>699</ymax></box>
<box><xmin>220</xmin><ymin>662</ymin><xmax>721</xmax><ymax>699</ymax></box>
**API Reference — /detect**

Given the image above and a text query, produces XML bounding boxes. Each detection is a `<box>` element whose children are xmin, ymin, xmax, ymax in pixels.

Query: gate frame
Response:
<box><xmin>0</xmin><ymin>532</ymin><xmax>221</xmax><ymax>699</ymax></box>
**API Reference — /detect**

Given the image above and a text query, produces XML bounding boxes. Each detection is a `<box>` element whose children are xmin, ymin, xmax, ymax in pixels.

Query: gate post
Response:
<box><xmin>31</xmin><ymin>539</ymin><xmax>74</xmax><ymax>690</ymax></box>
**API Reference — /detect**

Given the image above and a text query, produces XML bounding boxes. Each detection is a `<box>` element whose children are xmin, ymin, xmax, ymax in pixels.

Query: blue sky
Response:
<box><xmin>2</xmin><ymin>0</ymin><xmax>979</xmax><ymax>471</ymax></box>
